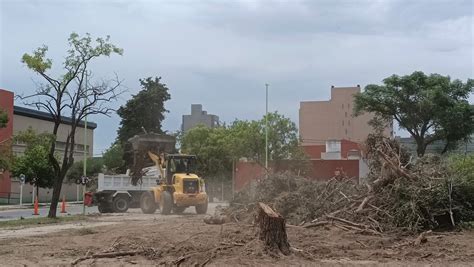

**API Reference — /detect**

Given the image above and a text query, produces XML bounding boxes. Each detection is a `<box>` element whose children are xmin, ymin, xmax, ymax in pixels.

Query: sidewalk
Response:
<box><xmin>0</xmin><ymin>202</ymin><xmax>84</xmax><ymax>211</ymax></box>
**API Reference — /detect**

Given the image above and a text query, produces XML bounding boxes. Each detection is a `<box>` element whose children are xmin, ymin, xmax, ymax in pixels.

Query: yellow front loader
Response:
<box><xmin>126</xmin><ymin>133</ymin><xmax>208</xmax><ymax>215</ymax></box>
<box><xmin>140</xmin><ymin>152</ymin><xmax>208</xmax><ymax>214</ymax></box>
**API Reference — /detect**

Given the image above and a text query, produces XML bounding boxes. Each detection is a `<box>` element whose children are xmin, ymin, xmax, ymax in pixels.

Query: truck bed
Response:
<box><xmin>97</xmin><ymin>173</ymin><xmax>159</xmax><ymax>192</ymax></box>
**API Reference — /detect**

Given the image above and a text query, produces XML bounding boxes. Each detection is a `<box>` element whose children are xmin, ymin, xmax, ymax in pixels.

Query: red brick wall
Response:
<box><xmin>310</xmin><ymin>160</ymin><xmax>359</xmax><ymax>182</ymax></box>
<box><xmin>302</xmin><ymin>145</ymin><xmax>325</xmax><ymax>159</ymax></box>
<box><xmin>0</xmin><ymin>89</ymin><xmax>14</xmax><ymax>196</ymax></box>
<box><xmin>234</xmin><ymin>159</ymin><xmax>360</xmax><ymax>191</ymax></box>
<box><xmin>234</xmin><ymin>161</ymin><xmax>265</xmax><ymax>191</ymax></box>
<box><xmin>341</xmin><ymin>139</ymin><xmax>362</xmax><ymax>158</ymax></box>
<box><xmin>303</xmin><ymin>139</ymin><xmax>362</xmax><ymax>160</ymax></box>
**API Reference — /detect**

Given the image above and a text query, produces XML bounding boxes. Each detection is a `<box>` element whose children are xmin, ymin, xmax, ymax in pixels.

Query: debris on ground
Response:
<box><xmin>227</xmin><ymin>134</ymin><xmax>474</xmax><ymax>233</ymax></box>
<box><xmin>204</xmin><ymin>205</ymin><xmax>227</xmax><ymax>225</ymax></box>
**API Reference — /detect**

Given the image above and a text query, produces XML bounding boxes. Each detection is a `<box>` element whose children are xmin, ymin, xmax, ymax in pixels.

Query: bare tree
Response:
<box><xmin>20</xmin><ymin>33</ymin><xmax>123</xmax><ymax>218</ymax></box>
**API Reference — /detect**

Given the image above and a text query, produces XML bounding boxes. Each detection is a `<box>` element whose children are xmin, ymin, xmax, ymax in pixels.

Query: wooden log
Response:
<box><xmin>72</xmin><ymin>250</ymin><xmax>141</xmax><ymax>265</ymax></box>
<box><xmin>257</xmin><ymin>202</ymin><xmax>291</xmax><ymax>255</ymax></box>
<box><xmin>303</xmin><ymin>221</ymin><xmax>330</xmax><ymax>228</ymax></box>
<box><xmin>203</xmin><ymin>215</ymin><xmax>226</xmax><ymax>225</ymax></box>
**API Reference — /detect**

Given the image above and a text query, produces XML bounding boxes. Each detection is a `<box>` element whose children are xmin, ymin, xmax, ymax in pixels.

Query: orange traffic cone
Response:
<box><xmin>33</xmin><ymin>196</ymin><xmax>39</xmax><ymax>215</ymax></box>
<box><xmin>61</xmin><ymin>195</ymin><xmax>66</xmax><ymax>213</ymax></box>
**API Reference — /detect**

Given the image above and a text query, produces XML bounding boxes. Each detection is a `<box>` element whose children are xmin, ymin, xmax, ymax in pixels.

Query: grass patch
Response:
<box><xmin>0</xmin><ymin>215</ymin><xmax>88</xmax><ymax>228</ymax></box>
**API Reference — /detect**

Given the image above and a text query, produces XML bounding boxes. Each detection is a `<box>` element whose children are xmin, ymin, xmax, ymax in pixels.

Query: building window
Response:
<box><xmin>345</xmin><ymin>111</ymin><xmax>347</xmax><ymax>117</ymax></box>
<box><xmin>342</xmin><ymin>120</ymin><xmax>344</xmax><ymax>126</ymax></box>
<box><xmin>345</xmin><ymin>129</ymin><xmax>348</xmax><ymax>135</ymax></box>
<box><xmin>342</xmin><ymin>104</ymin><xmax>344</xmax><ymax>109</ymax></box>
<box><xmin>348</xmin><ymin>120</ymin><xmax>350</xmax><ymax>126</ymax></box>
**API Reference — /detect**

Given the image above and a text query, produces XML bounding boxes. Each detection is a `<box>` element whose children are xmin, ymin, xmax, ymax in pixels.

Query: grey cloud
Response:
<box><xmin>1</xmin><ymin>0</ymin><xmax>472</xmax><ymax>155</ymax></box>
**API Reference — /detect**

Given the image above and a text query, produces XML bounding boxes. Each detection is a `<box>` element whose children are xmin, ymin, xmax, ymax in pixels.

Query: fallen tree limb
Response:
<box><xmin>325</xmin><ymin>215</ymin><xmax>367</xmax><ymax>229</ymax></box>
<box><xmin>72</xmin><ymin>250</ymin><xmax>142</xmax><ymax>265</ymax></box>
<box><xmin>356</xmin><ymin>196</ymin><xmax>372</xmax><ymax>213</ymax></box>
<box><xmin>303</xmin><ymin>221</ymin><xmax>330</xmax><ymax>228</ymax></box>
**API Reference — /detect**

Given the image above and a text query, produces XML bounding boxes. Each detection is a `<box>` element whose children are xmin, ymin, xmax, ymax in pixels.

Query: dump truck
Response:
<box><xmin>94</xmin><ymin>133</ymin><xmax>208</xmax><ymax>214</ymax></box>
<box><xmin>94</xmin><ymin>173</ymin><xmax>158</xmax><ymax>213</ymax></box>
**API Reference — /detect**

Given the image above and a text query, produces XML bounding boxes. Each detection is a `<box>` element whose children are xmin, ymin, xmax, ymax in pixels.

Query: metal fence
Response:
<box><xmin>0</xmin><ymin>192</ymin><xmax>20</xmax><ymax>204</ymax></box>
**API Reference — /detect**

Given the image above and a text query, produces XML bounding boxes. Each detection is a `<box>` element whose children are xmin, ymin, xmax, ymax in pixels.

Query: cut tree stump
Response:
<box><xmin>257</xmin><ymin>202</ymin><xmax>291</xmax><ymax>255</ymax></box>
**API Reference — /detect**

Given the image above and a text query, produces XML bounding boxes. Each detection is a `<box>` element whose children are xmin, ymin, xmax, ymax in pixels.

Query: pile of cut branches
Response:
<box><xmin>227</xmin><ymin>134</ymin><xmax>474</xmax><ymax>233</ymax></box>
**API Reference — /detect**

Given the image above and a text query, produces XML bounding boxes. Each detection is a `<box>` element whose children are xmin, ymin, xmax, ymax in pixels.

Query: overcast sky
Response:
<box><xmin>1</xmin><ymin>0</ymin><xmax>473</xmax><ymax>155</ymax></box>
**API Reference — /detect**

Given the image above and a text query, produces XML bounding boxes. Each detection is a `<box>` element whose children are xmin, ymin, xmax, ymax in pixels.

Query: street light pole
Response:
<box><xmin>265</xmin><ymin>83</ymin><xmax>269</xmax><ymax>174</ymax></box>
<box><xmin>82</xmin><ymin>73</ymin><xmax>88</xmax><ymax>215</ymax></box>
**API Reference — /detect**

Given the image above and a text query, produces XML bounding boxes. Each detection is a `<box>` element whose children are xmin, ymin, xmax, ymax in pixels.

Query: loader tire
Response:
<box><xmin>160</xmin><ymin>191</ymin><xmax>173</xmax><ymax>215</ymax></box>
<box><xmin>195</xmin><ymin>200</ymin><xmax>208</xmax><ymax>214</ymax></box>
<box><xmin>140</xmin><ymin>191</ymin><xmax>157</xmax><ymax>214</ymax></box>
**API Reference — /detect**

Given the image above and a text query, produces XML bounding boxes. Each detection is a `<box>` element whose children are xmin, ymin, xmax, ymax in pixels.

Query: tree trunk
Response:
<box><xmin>257</xmin><ymin>202</ymin><xmax>291</xmax><ymax>255</ymax></box>
<box><xmin>48</xmin><ymin>172</ymin><xmax>66</xmax><ymax>218</ymax></box>
<box><xmin>415</xmin><ymin>137</ymin><xmax>426</xmax><ymax>157</ymax></box>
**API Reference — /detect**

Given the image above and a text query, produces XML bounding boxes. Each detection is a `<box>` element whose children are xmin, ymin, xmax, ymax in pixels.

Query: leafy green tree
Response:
<box><xmin>116</xmin><ymin>77</ymin><xmax>171</xmax><ymax>144</ymax></box>
<box><xmin>0</xmin><ymin>109</ymin><xmax>10</xmax><ymax>171</ymax></box>
<box><xmin>227</xmin><ymin>120</ymin><xmax>264</xmax><ymax>162</ymax></box>
<box><xmin>102</xmin><ymin>143</ymin><xmax>125</xmax><ymax>172</ymax></box>
<box><xmin>181</xmin><ymin>126</ymin><xmax>232</xmax><ymax>179</ymax></box>
<box><xmin>66</xmin><ymin>157</ymin><xmax>104</xmax><ymax>182</ymax></box>
<box><xmin>21</xmin><ymin>33</ymin><xmax>123</xmax><ymax>218</ymax></box>
<box><xmin>264</xmin><ymin>112</ymin><xmax>300</xmax><ymax>161</ymax></box>
<box><xmin>11</xmin><ymin>128</ymin><xmax>55</xmax><ymax>192</ymax></box>
<box><xmin>354</xmin><ymin>71</ymin><xmax>474</xmax><ymax>156</ymax></box>
<box><xmin>181</xmin><ymin>112</ymin><xmax>305</xmax><ymax>178</ymax></box>
<box><xmin>0</xmin><ymin>142</ymin><xmax>11</xmax><ymax>172</ymax></box>
<box><xmin>0</xmin><ymin>108</ymin><xmax>8</xmax><ymax>128</ymax></box>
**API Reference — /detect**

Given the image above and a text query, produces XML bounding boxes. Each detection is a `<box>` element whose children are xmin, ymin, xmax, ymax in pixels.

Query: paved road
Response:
<box><xmin>0</xmin><ymin>204</ymin><xmax>98</xmax><ymax>221</ymax></box>
<box><xmin>0</xmin><ymin>202</ymin><xmax>226</xmax><ymax>221</ymax></box>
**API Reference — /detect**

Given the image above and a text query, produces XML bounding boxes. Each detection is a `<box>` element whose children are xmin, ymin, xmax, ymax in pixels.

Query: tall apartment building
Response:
<box><xmin>182</xmin><ymin>104</ymin><xmax>219</xmax><ymax>132</ymax></box>
<box><xmin>299</xmin><ymin>85</ymin><xmax>392</xmax><ymax>145</ymax></box>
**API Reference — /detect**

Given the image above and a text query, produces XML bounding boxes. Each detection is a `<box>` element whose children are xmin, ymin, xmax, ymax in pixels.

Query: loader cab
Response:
<box><xmin>165</xmin><ymin>154</ymin><xmax>197</xmax><ymax>184</ymax></box>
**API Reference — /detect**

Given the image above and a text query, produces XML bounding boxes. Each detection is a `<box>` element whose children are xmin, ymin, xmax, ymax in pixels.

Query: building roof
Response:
<box><xmin>13</xmin><ymin>106</ymin><xmax>97</xmax><ymax>129</ymax></box>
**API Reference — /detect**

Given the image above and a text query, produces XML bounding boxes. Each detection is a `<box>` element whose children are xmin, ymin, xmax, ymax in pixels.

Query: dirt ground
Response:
<box><xmin>1</xmin><ymin>205</ymin><xmax>473</xmax><ymax>266</ymax></box>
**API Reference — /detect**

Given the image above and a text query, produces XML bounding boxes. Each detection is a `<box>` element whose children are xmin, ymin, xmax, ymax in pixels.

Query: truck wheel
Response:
<box><xmin>173</xmin><ymin>206</ymin><xmax>186</xmax><ymax>214</ymax></box>
<box><xmin>195</xmin><ymin>200</ymin><xmax>208</xmax><ymax>214</ymax></box>
<box><xmin>140</xmin><ymin>191</ymin><xmax>157</xmax><ymax>214</ymax></box>
<box><xmin>112</xmin><ymin>196</ymin><xmax>130</xmax><ymax>213</ymax></box>
<box><xmin>160</xmin><ymin>191</ymin><xmax>173</xmax><ymax>215</ymax></box>
<box><xmin>98</xmin><ymin>203</ymin><xmax>113</xmax><ymax>213</ymax></box>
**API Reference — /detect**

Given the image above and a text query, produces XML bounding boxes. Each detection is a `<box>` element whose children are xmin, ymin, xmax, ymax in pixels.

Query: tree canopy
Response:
<box><xmin>180</xmin><ymin>112</ymin><xmax>304</xmax><ymax>180</ymax></box>
<box><xmin>102</xmin><ymin>143</ymin><xmax>125</xmax><ymax>172</ymax></box>
<box><xmin>116</xmin><ymin>77</ymin><xmax>171</xmax><ymax>144</ymax></box>
<box><xmin>12</xmin><ymin>128</ymin><xmax>55</xmax><ymax>189</ymax></box>
<box><xmin>0</xmin><ymin>109</ymin><xmax>10</xmax><ymax>171</ymax></box>
<box><xmin>0</xmin><ymin>108</ymin><xmax>7</xmax><ymax>128</ymax></box>
<box><xmin>21</xmin><ymin>32</ymin><xmax>122</xmax><ymax>218</ymax></box>
<box><xmin>66</xmin><ymin>157</ymin><xmax>104</xmax><ymax>182</ymax></box>
<box><xmin>354</xmin><ymin>71</ymin><xmax>474</xmax><ymax>156</ymax></box>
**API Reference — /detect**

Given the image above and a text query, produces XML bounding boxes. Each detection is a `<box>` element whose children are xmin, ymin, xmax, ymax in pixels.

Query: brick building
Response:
<box><xmin>0</xmin><ymin>88</ymin><xmax>96</xmax><ymax>203</ymax></box>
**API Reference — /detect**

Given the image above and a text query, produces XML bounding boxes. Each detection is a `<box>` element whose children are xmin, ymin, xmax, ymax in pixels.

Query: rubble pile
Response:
<box><xmin>228</xmin><ymin>134</ymin><xmax>474</xmax><ymax>233</ymax></box>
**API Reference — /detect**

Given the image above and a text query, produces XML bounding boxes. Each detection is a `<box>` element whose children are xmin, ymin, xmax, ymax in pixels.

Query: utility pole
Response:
<box><xmin>265</xmin><ymin>83</ymin><xmax>269</xmax><ymax>175</ymax></box>
<box><xmin>82</xmin><ymin>73</ymin><xmax>88</xmax><ymax>215</ymax></box>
